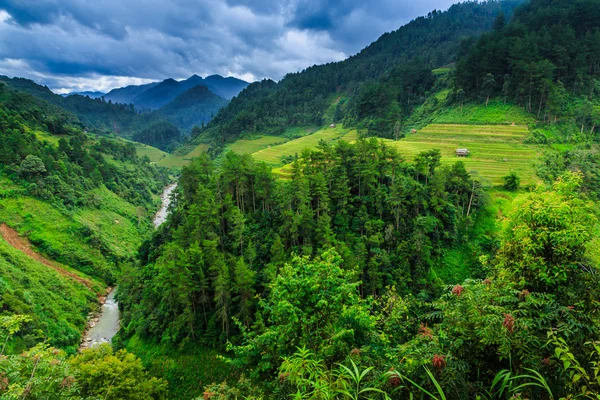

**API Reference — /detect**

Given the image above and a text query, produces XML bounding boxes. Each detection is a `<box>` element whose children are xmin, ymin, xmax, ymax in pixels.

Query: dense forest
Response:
<box><xmin>120</xmin><ymin>141</ymin><xmax>482</xmax><ymax>343</ymax></box>
<box><xmin>1</xmin><ymin>0</ymin><xmax>600</xmax><ymax>398</ymax></box>
<box><xmin>117</xmin><ymin>0</ymin><xmax>600</xmax><ymax>398</ymax></box>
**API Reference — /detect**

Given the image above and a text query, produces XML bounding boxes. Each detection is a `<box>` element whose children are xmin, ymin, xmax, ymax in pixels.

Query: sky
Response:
<box><xmin>0</xmin><ymin>0</ymin><xmax>457</xmax><ymax>94</ymax></box>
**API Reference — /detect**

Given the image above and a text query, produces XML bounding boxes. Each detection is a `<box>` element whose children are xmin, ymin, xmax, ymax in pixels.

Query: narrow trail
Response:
<box><xmin>0</xmin><ymin>223</ymin><xmax>94</xmax><ymax>291</ymax></box>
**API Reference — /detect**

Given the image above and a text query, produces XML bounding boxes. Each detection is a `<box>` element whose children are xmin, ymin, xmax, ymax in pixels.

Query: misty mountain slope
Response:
<box><xmin>132</xmin><ymin>78</ymin><xmax>185</xmax><ymax>110</ymax></box>
<box><xmin>103</xmin><ymin>81</ymin><xmax>160</xmax><ymax>104</ymax></box>
<box><xmin>108</xmin><ymin>74</ymin><xmax>248</xmax><ymax>110</ymax></box>
<box><xmin>195</xmin><ymin>0</ymin><xmax>524</xmax><ymax>145</ymax></box>
<box><xmin>204</xmin><ymin>74</ymin><xmax>250</xmax><ymax>99</ymax></box>
<box><xmin>62</xmin><ymin>91</ymin><xmax>105</xmax><ymax>99</ymax></box>
<box><xmin>156</xmin><ymin>85</ymin><xmax>228</xmax><ymax>132</ymax></box>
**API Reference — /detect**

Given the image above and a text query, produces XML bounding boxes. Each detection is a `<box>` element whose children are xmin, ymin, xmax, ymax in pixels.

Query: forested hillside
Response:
<box><xmin>156</xmin><ymin>85</ymin><xmax>228</xmax><ymax>133</ymax></box>
<box><xmin>2</xmin><ymin>0</ymin><xmax>600</xmax><ymax>399</ymax></box>
<box><xmin>0</xmin><ymin>81</ymin><xmax>169</xmax><ymax>353</ymax></box>
<box><xmin>0</xmin><ymin>76</ymin><xmax>149</xmax><ymax>137</ymax></box>
<box><xmin>456</xmin><ymin>0</ymin><xmax>600</xmax><ymax>125</ymax></box>
<box><xmin>116</xmin><ymin>0</ymin><xmax>600</xmax><ymax>398</ymax></box>
<box><xmin>194</xmin><ymin>0</ymin><xmax>524</xmax><ymax>145</ymax></box>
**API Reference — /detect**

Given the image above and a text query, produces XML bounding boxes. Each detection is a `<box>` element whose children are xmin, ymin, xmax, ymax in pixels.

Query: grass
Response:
<box><xmin>434</xmin><ymin>100</ymin><xmax>535</xmax><ymax>125</ymax></box>
<box><xmin>431</xmin><ymin>188</ymin><xmax>521</xmax><ymax>284</ymax></box>
<box><xmin>272</xmin><ymin>162</ymin><xmax>295</xmax><ymax>180</ymax></box>
<box><xmin>134</xmin><ymin>143</ymin><xmax>169</xmax><ymax>163</ymax></box>
<box><xmin>156</xmin><ymin>144</ymin><xmax>210</xmax><ymax>168</ymax></box>
<box><xmin>0</xmin><ymin>184</ymin><xmax>154</xmax><ymax>282</ymax></box>
<box><xmin>252</xmin><ymin>126</ymin><xmax>358</xmax><ymax>165</ymax></box>
<box><xmin>279</xmin><ymin>126</ymin><xmax>320</xmax><ymax>139</ymax></box>
<box><xmin>32</xmin><ymin>129</ymin><xmax>66</xmax><ymax>146</ymax></box>
<box><xmin>225</xmin><ymin>135</ymin><xmax>288</xmax><ymax>155</ymax></box>
<box><xmin>184</xmin><ymin>143</ymin><xmax>210</xmax><ymax>159</ymax></box>
<box><xmin>124</xmin><ymin>335</ymin><xmax>235</xmax><ymax>399</ymax></box>
<box><xmin>0</xmin><ymin>234</ymin><xmax>100</xmax><ymax>354</ymax></box>
<box><xmin>384</xmin><ymin>124</ymin><xmax>540</xmax><ymax>186</ymax></box>
<box><xmin>0</xmin><ymin>196</ymin><xmax>111</xmax><ymax>280</ymax></box>
<box><xmin>161</xmin><ymin>127</ymin><xmax>321</xmax><ymax>169</ymax></box>
<box><xmin>432</xmin><ymin>67</ymin><xmax>452</xmax><ymax>75</ymax></box>
<box><xmin>0</xmin><ymin>178</ymin><xmax>158</xmax><ymax>353</ymax></box>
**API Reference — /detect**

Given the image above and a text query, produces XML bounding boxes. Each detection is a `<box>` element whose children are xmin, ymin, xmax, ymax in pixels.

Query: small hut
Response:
<box><xmin>456</xmin><ymin>148</ymin><xmax>469</xmax><ymax>157</ymax></box>
<box><xmin>329</xmin><ymin>123</ymin><xmax>336</xmax><ymax>128</ymax></box>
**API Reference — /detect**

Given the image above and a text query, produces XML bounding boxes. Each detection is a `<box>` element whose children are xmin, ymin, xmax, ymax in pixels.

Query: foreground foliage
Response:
<box><xmin>0</xmin><ymin>316</ymin><xmax>167</xmax><ymax>399</ymax></box>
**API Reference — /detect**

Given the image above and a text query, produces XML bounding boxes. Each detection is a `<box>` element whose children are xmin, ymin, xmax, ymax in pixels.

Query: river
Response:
<box><xmin>81</xmin><ymin>183</ymin><xmax>176</xmax><ymax>349</ymax></box>
<box><xmin>153</xmin><ymin>183</ymin><xmax>177</xmax><ymax>227</ymax></box>
<box><xmin>81</xmin><ymin>289</ymin><xmax>119</xmax><ymax>349</ymax></box>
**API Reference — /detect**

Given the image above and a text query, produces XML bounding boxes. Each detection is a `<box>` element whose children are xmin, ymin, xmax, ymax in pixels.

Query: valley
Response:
<box><xmin>1</xmin><ymin>0</ymin><xmax>600</xmax><ymax>399</ymax></box>
<box><xmin>80</xmin><ymin>182</ymin><xmax>177</xmax><ymax>350</ymax></box>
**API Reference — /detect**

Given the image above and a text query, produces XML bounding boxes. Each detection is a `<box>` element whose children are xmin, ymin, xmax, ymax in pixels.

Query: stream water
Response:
<box><xmin>81</xmin><ymin>289</ymin><xmax>119</xmax><ymax>348</ymax></box>
<box><xmin>81</xmin><ymin>183</ymin><xmax>176</xmax><ymax>349</ymax></box>
<box><xmin>153</xmin><ymin>183</ymin><xmax>177</xmax><ymax>227</ymax></box>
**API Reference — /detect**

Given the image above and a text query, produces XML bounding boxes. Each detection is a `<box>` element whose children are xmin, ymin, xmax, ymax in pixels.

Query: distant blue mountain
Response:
<box><xmin>62</xmin><ymin>91</ymin><xmax>105</xmax><ymax>99</ymax></box>
<box><xmin>103</xmin><ymin>74</ymin><xmax>249</xmax><ymax>110</ymax></box>
<box><xmin>103</xmin><ymin>82</ymin><xmax>160</xmax><ymax>105</ymax></box>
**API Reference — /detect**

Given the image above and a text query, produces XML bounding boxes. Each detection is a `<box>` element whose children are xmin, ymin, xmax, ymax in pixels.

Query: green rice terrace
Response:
<box><xmin>251</xmin><ymin>125</ymin><xmax>359</xmax><ymax>165</ymax></box>
<box><xmin>272</xmin><ymin>123</ymin><xmax>539</xmax><ymax>186</ymax></box>
<box><xmin>384</xmin><ymin>123</ymin><xmax>539</xmax><ymax>186</ymax></box>
<box><xmin>133</xmin><ymin>121</ymin><xmax>539</xmax><ymax>187</ymax></box>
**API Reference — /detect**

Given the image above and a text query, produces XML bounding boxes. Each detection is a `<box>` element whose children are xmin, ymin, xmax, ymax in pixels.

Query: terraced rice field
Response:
<box><xmin>226</xmin><ymin>136</ymin><xmax>288</xmax><ymax>155</ymax></box>
<box><xmin>384</xmin><ymin>124</ymin><xmax>539</xmax><ymax>186</ymax></box>
<box><xmin>134</xmin><ymin>143</ymin><xmax>168</xmax><ymax>163</ymax></box>
<box><xmin>184</xmin><ymin>144</ymin><xmax>210</xmax><ymax>158</ymax></box>
<box><xmin>252</xmin><ymin>126</ymin><xmax>358</xmax><ymax>165</ymax></box>
<box><xmin>271</xmin><ymin>163</ymin><xmax>295</xmax><ymax>180</ymax></box>
<box><xmin>156</xmin><ymin>144</ymin><xmax>210</xmax><ymax>168</ymax></box>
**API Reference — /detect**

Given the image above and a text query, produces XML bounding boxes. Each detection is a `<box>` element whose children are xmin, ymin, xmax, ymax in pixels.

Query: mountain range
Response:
<box><xmin>103</xmin><ymin>74</ymin><xmax>249</xmax><ymax>110</ymax></box>
<box><xmin>0</xmin><ymin>73</ymin><xmax>249</xmax><ymax>144</ymax></box>
<box><xmin>62</xmin><ymin>91</ymin><xmax>105</xmax><ymax>99</ymax></box>
<box><xmin>155</xmin><ymin>84</ymin><xmax>228</xmax><ymax>132</ymax></box>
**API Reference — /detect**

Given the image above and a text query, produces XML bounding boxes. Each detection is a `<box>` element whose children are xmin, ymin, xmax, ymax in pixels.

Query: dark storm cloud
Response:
<box><xmin>0</xmin><ymin>0</ymin><xmax>457</xmax><ymax>93</ymax></box>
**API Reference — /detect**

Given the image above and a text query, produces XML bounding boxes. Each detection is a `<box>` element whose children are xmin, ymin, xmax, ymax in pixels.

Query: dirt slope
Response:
<box><xmin>0</xmin><ymin>223</ymin><xmax>94</xmax><ymax>290</ymax></box>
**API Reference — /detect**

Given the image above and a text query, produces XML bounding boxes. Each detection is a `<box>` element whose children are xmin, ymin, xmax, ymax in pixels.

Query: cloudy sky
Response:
<box><xmin>0</xmin><ymin>0</ymin><xmax>457</xmax><ymax>93</ymax></box>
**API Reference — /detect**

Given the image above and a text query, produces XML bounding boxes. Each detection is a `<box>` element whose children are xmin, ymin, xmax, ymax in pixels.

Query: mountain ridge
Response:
<box><xmin>62</xmin><ymin>91</ymin><xmax>105</xmax><ymax>99</ymax></box>
<box><xmin>103</xmin><ymin>74</ymin><xmax>249</xmax><ymax>110</ymax></box>
<box><xmin>192</xmin><ymin>0</ymin><xmax>526</xmax><ymax>146</ymax></box>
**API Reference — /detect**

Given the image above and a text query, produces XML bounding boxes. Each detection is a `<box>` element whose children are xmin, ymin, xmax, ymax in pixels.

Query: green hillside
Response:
<box><xmin>191</xmin><ymin>0</ymin><xmax>524</xmax><ymax>145</ymax></box>
<box><xmin>251</xmin><ymin>125</ymin><xmax>358</xmax><ymax>164</ymax></box>
<box><xmin>0</xmin><ymin>83</ymin><xmax>169</xmax><ymax>352</ymax></box>
<box><xmin>0</xmin><ymin>236</ymin><xmax>100</xmax><ymax>354</ymax></box>
<box><xmin>133</xmin><ymin>142</ymin><xmax>169</xmax><ymax>163</ymax></box>
<box><xmin>2</xmin><ymin>0</ymin><xmax>600</xmax><ymax>399</ymax></box>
